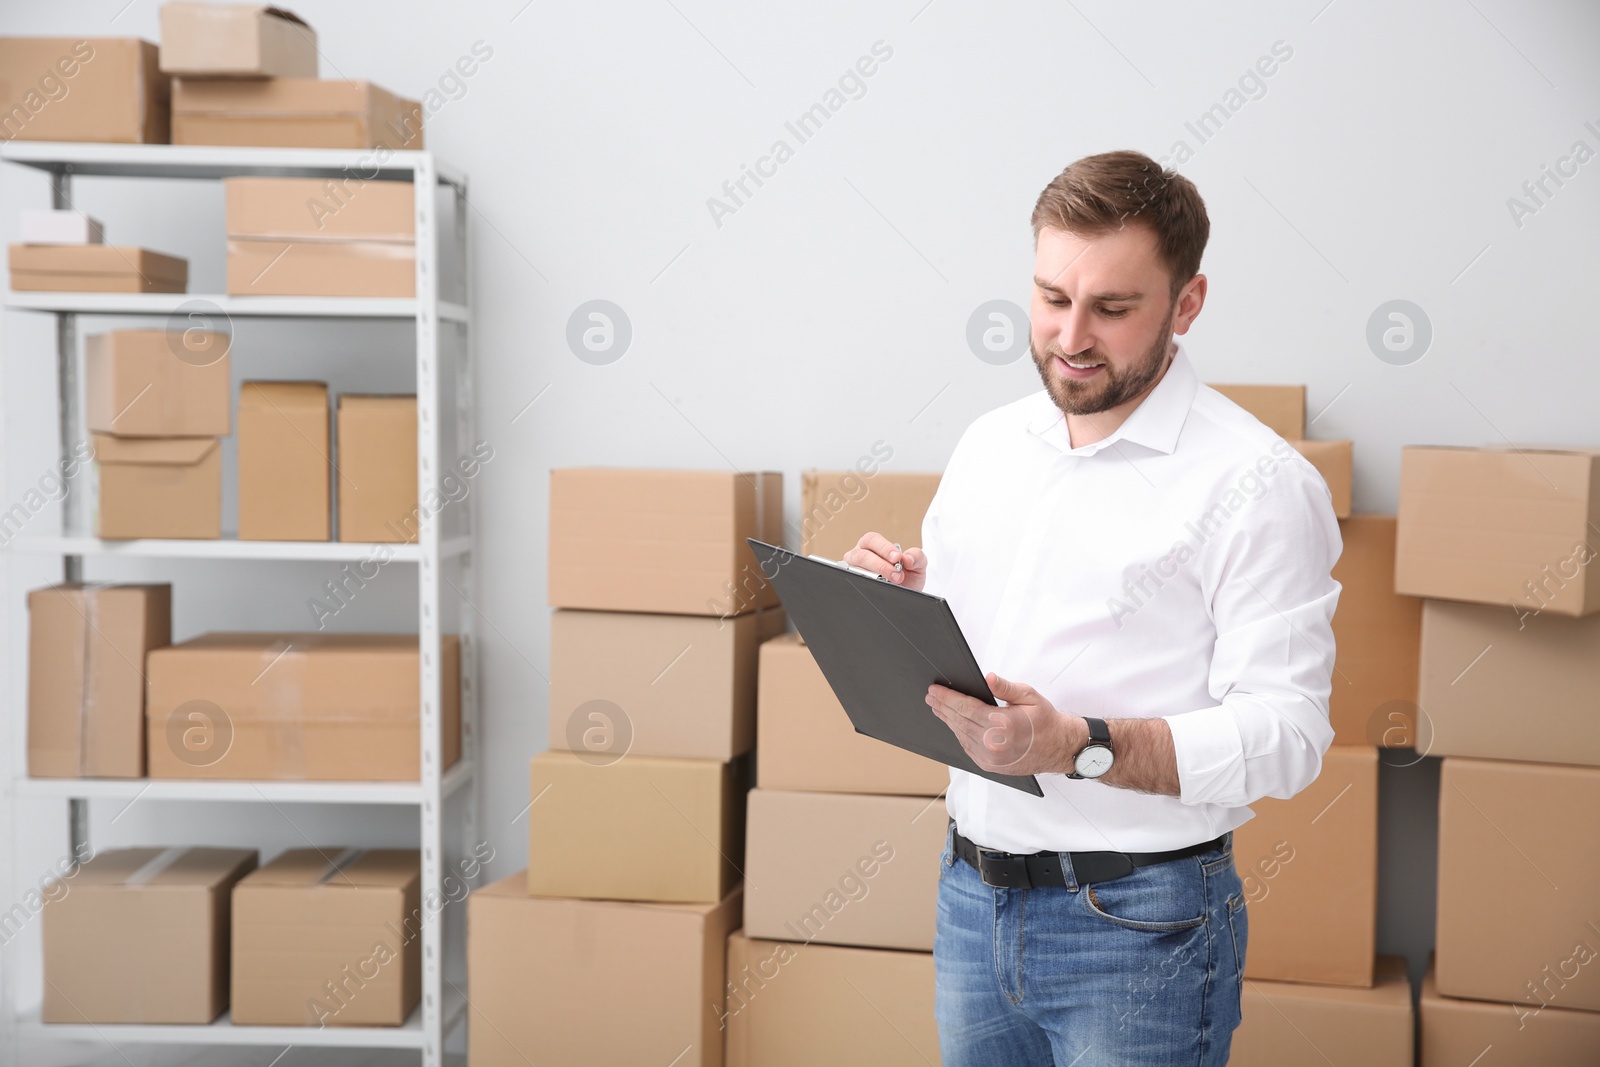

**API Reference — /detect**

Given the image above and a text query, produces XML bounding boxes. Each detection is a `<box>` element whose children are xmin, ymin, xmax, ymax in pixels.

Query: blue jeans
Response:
<box><xmin>934</xmin><ymin>826</ymin><xmax>1247</xmax><ymax>1066</ymax></box>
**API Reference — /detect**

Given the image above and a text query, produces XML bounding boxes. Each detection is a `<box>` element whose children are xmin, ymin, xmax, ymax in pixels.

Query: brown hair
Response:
<box><xmin>1031</xmin><ymin>150</ymin><xmax>1209</xmax><ymax>302</ymax></box>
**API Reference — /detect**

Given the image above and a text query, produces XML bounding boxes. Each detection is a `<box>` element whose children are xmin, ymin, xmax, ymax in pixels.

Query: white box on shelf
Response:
<box><xmin>19</xmin><ymin>209</ymin><xmax>105</xmax><ymax>245</ymax></box>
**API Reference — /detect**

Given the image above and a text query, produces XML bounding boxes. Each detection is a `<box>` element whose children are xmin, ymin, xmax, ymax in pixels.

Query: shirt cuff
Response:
<box><xmin>1165</xmin><ymin>706</ymin><xmax>1247</xmax><ymax>807</ymax></box>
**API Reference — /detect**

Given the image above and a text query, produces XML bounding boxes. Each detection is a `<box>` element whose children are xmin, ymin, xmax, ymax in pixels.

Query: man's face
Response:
<box><xmin>1029</xmin><ymin>224</ymin><xmax>1179</xmax><ymax>417</ymax></box>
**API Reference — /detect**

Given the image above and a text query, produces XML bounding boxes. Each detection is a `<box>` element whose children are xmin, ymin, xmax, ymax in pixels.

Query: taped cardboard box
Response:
<box><xmin>159</xmin><ymin>3</ymin><xmax>317</xmax><ymax>78</ymax></box>
<box><xmin>239</xmin><ymin>381</ymin><xmax>330</xmax><ymax>541</ymax></box>
<box><xmin>42</xmin><ymin>847</ymin><xmax>257</xmax><ymax>1024</ymax></box>
<box><xmin>470</xmin><ymin>872</ymin><xmax>739</xmax><ymax>1067</ymax></box>
<box><xmin>145</xmin><ymin>632</ymin><xmax>461</xmax><ymax>780</ymax></box>
<box><xmin>1436</xmin><ymin>758</ymin><xmax>1600</xmax><ymax>1010</ymax></box>
<box><xmin>1210</xmin><ymin>383</ymin><xmax>1306</xmax><ymax>439</ymax></box>
<box><xmin>743</xmin><ymin>789</ymin><xmax>946</xmax><ymax>952</ymax></box>
<box><xmin>724</xmin><ymin>931</ymin><xmax>939</xmax><ymax>1067</ymax></box>
<box><xmin>28</xmin><ymin>582</ymin><xmax>171</xmax><ymax>778</ymax></box>
<box><xmin>799</xmin><ymin>468</ymin><xmax>941</xmax><ymax>560</ymax></box>
<box><xmin>9</xmin><ymin>244</ymin><xmax>187</xmax><ymax>293</ymax></box>
<box><xmin>1329</xmin><ymin>515</ymin><xmax>1422</xmax><ymax>746</ymax></box>
<box><xmin>1230</xmin><ymin>955</ymin><xmax>1413</xmax><ymax>1067</ymax></box>
<box><xmin>1397</xmin><ymin>445</ymin><xmax>1600</xmax><ymax>617</ymax></box>
<box><xmin>548</xmin><ymin>606</ymin><xmax>786</xmax><ymax>762</ymax></box>
<box><xmin>93</xmin><ymin>432</ymin><xmax>221</xmax><ymax>539</ymax></box>
<box><xmin>756</xmin><ymin>632</ymin><xmax>947</xmax><ymax>796</ymax></box>
<box><xmin>337</xmin><ymin>395</ymin><xmax>418</xmax><ymax>542</ymax></box>
<box><xmin>528</xmin><ymin>750</ymin><xmax>746</xmax><ymax>903</ymax></box>
<box><xmin>549</xmin><ymin>468</ymin><xmax>783</xmax><ymax>616</ymax></box>
<box><xmin>1418</xmin><ymin>599</ymin><xmax>1600</xmax><ymax>767</ymax></box>
<box><xmin>231</xmin><ymin>848</ymin><xmax>419</xmax><ymax>1026</ymax></box>
<box><xmin>1421</xmin><ymin>964</ymin><xmax>1600</xmax><ymax>1066</ymax></box>
<box><xmin>20</xmin><ymin>209</ymin><xmax>103</xmax><ymax>244</ymax></box>
<box><xmin>224</xmin><ymin>176</ymin><xmax>415</xmax><ymax>297</ymax></box>
<box><xmin>0</xmin><ymin>38</ymin><xmax>168</xmax><ymax>143</ymax></box>
<box><xmin>86</xmin><ymin>329</ymin><xmax>230</xmax><ymax>438</ymax></box>
<box><xmin>1235</xmin><ymin>744</ymin><xmax>1378</xmax><ymax>987</ymax></box>
<box><xmin>172</xmin><ymin>77</ymin><xmax>423</xmax><ymax>149</ymax></box>
<box><xmin>1291</xmin><ymin>438</ymin><xmax>1352</xmax><ymax>518</ymax></box>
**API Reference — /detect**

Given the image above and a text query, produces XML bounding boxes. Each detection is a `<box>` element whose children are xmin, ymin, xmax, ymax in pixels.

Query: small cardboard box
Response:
<box><xmin>239</xmin><ymin>381</ymin><xmax>330</xmax><ymax>541</ymax></box>
<box><xmin>172</xmin><ymin>77</ymin><xmax>423</xmax><ymax>149</ymax></box>
<box><xmin>93</xmin><ymin>432</ymin><xmax>221</xmax><ymax>539</ymax></box>
<box><xmin>0</xmin><ymin>38</ymin><xmax>169</xmax><ymax>144</ymax></box>
<box><xmin>336</xmin><ymin>395</ymin><xmax>418</xmax><ymax>542</ymax></box>
<box><xmin>19</xmin><ymin>209</ymin><xmax>103</xmax><ymax>244</ymax></box>
<box><xmin>28</xmin><ymin>583</ymin><xmax>171</xmax><ymax>778</ymax></box>
<box><xmin>9</xmin><ymin>245</ymin><xmax>187</xmax><ymax>293</ymax></box>
<box><xmin>42</xmin><ymin>847</ymin><xmax>258</xmax><ymax>1024</ymax></box>
<box><xmin>1436</xmin><ymin>758</ymin><xmax>1600</xmax><ymax>1010</ymax></box>
<box><xmin>227</xmin><ymin>238</ymin><xmax>415</xmax><ymax>297</ymax></box>
<box><xmin>724</xmin><ymin>931</ymin><xmax>939</xmax><ymax>1067</ymax></box>
<box><xmin>742</xmin><ymin>788</ymin><xmax>946</xmax><ymax>952</ymax></box>
<box><xmin>1418</xmin><ymin>599</ymin><xmax>1600</xmax><ymax>766</ymax></box>
<box><xmin>1291</xmin><ymin>439</ymin><xmax>1352</xmax><ymax>517</ymax></box>
<box><xmin>1235</xmin><ymin>744</ymin><xmax>1378</xmax><ymax>987</ymax></box>
<box><xmin>1397</xmin><ymin>445</ymin><xmax>1600</xmax><ymax>616</ymax></box>
<box><xmin>1230</xmin><ymin>956</ymin><xmax>1413</xmax><ymax>1066</ymax></box>
<box><xmin>1210</xmin><ymin>383</ymin><xmax>1306</xmax><ymax>439</ymax></box>
<box><xmin>549</xmin><ymin>469</ymin><xmax>783</xmax><ymax>616</ymax></box>
<box><xmin>224</xmin><ymin>177</ymin><xmax>415</xmax><ymax>297</ymax></box>
<box><xmin>231</xmin><ymin>848</ymin><xmax>420</xmax><ymax>1026</ymax></box>
<box><xmin>86</xmin><ymin>329</ymin><xmax>230</xmax><ymax>438</ymax></box>
<box><xmin>146</xmin><ymin>633</ymin><xmax>460</xmax><ymax>780</ymax></box>
<box><xmin>798</xmin><ymin>468</ymin><xmax>941</xmax><ymax>560</ymax></box>
<box><xmin>528</xmin><ymin>751</ymin><xmax>746</xmax><ymax>904</ymax></box>
<box><xmin>159</xmin><ymin>3</ymin><xmax>317</xmax><ymax>78</ymax></box>
<box><xmin>469</xmin><ymin>872</ymin><xmax>740</xmax><ymax>1067</ymax></box>
<box><xmin>1421</xmin><ymin>963</ymin><xmax>1600</xmax><ymax>1065</ymax></box>
<box><xmin>1329</xmin><ymin>515</ymin><xmax>1422</xmax><ymax>746</ymax></box>
<box><xmin>756</xmin><ymin>633</ymin><xmax>948</xmax><ymax>796</ymax></box>
<box><xmin>549</xmin><ymin>606</ymin><xmax>785</xmax><ymax>761</ymax></box>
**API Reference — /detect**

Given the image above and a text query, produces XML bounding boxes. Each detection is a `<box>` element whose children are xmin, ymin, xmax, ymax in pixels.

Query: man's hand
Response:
<box><xmin>843</xmin><ymin>531</ymin><xmax>928</xmax><ymax>592</ymax></box>
<box><xmin>926</xmin><ymin>673</ymin><xmax>1085</xmax><ymax>777</ymax></box>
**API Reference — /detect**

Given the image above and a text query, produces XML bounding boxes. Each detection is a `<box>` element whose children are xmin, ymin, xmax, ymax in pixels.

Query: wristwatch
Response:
<box><xmin>1066</xmin><ymin>717</ymin><xmax>1115</xmax><ymax>779</ymax></box>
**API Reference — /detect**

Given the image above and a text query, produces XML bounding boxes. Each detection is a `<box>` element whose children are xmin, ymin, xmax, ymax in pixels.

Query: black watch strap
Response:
<box><xmin>1083</xmin><ymin>716</ymin><xmax>1112</xmax><ymax>746</ymax></box>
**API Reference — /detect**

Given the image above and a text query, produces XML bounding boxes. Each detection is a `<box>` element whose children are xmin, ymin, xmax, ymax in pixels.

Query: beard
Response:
<box><xmin>1030</xmin><ymin>303</ymin><xmax>1176</xmax><ymax>416</ymax></box>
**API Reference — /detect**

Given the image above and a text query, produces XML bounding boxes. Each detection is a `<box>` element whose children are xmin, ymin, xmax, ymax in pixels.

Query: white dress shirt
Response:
<box><xmin>924</xmin><ymin>344</ymin><xmax>1342</xmax><ymax>854</ymax></box>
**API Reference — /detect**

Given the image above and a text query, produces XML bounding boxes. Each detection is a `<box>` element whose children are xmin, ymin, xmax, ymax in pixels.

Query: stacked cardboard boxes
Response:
<box><xmin>225</xmin><ymin>178</ymin><xmax>417</xmax><ymax>298</ymax></box>
<box><xmin>1210</xmin><ymin>382</ymin><xmax>1352</xmax><ymax>517</ymax></box>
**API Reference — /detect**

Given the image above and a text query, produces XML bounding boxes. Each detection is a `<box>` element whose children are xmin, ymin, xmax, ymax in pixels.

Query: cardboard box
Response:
<box><xmin>549</xmin><ymin>469</ymin><xmax>783</xmax><ymax>616</ymax></box>
<box><xmin>1235</xmin><ymin>744</ymin><xmax>1378</xmax><ymax>987</ymax></box>
<box><xmin>19</xmin><ymin>209</ymin><xmax>103</xmax><ymax>244</ymax></box>
<box><xmin>239</xmin><ymin>381</ymin><xmax>330</xmax><ymax>541</ymax></box>
<box><xmin>1421</xmin><ymin>964</ymin><xmax>1600</xmax><ymax>1066</ymax></box>
<box><xmin>528</xmin><ymin>751</ymin><xmax>746</xmax><ymax>903</ymax></box>
<box><xmin>1292</xmin><ymin>439</ymin><xmax>1353</xmax><ymax>518</ymax></box>
<box><xmin>336</xmin><ymin>395</ymin><xmax>417</xmax><ymax>542</ymax></box>
<box><xmin>226</xmin><ymin>238</ymin><xmax>415</xmax><ymax>297</ymax></box>
<box><xmin>231</xmin><ymin>848</ymin><xmax>420</xmax><ymax>1026</ymax></box>
<box><xmin>85</xmin><ymin>329</ymin><xmax>230</xmax><ymax>438</ymax></box>
<box><xmin>1397</xmin><ymin>445</ymin><xmax>1600</xmax><ymax>617</ymax></box>
<box><xmin>28</xmin><ymin>582</ymin><xmax>171</xmax><ymax>778</ymax></box>
<box><xmin>799</xmin><ymin>469</ymin><xmax>941</xmax><ymax>560</ymax></box>
<box><xmin>1418</xmin><ymin>599</ymin><xmax>1600</xmax><ymax>766</ymax></box>
<box><xmin>1329</xmin><ymin>515</ymin><xmax>1422</xmax><ymax>746</ymax></box>
<box><xmin>724</xmin><ymin>931</ymin><xmax>939</xmax><ymax>1067</ymax></box>
<box><xmin>756</xmin><ymin>632</ymin><xmax>948</xmax><ymax>795</ymax></box>
<box><xmin>0</xmin><ymin>38</ymin><xmax>169</xmax><ymax>143</ymax></box>
<box><xmin>93</xmin><ymin>432</ymin><xmax>221</xmax><ymax>539</ymax></box>
<box><xmin>1230</xmin><ymin>955</ymin><xmax>1413</xmax><ymax>1066</ymax></box>
<box><xmin>549</xmin><ymin>606</ymin><xmax>786</xmax><ymax>761</ymax></box>
<box><xmin>743</xmin><ymin>789</ymin><xmax>946</xmax><ymax>951</ymax></box>
<box><xmin>1210</xmin><ymin>383</ymin><xmax>1306</xmax><ymax>439</ymax></box>
<box><xmin>469</xmin><ymin>872</ymin><xmax>740</xmax><ymax>1067</ymax></box>
<box><xmin>1436</xmin><ymin>758</ymin><xmax>1600</xmax><ymax>1011</ymax></box>
<box><xmin>42</xmin><ymin>847</ymin><xmax>257</xmax><ymax>1024</ymax></box>
<box><xmin>159</xmin><ymin>3</ymin><xmax>317</xmax><ymax>78</ymax></box>
<box><xmin>224</xmin><ymin>176</ymin><xmax>415</xmax><ymax>297</ymax></box>
<box><xmin>9</xmin><ymin>244</ymin><xmax>186</xmax><ymax>293</ymax></box>
<box><xmin>172</xmin><ymin>77</ymin><xmax>423</xmax><ymax>149</ymax></box>
<box><xmin>146</xmin><ymin>633</ymin><xmax>460</xmax><ymax>780</ymax></box>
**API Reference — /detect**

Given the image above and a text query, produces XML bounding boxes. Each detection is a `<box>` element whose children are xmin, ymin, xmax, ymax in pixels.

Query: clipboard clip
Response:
<box><xmin>806</xmin><ymin>554</ymin><xmax>889</xmax><ymax>582</ymax></box>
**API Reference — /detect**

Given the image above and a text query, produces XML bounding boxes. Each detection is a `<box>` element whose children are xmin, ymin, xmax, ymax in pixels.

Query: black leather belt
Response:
<box><xmin>952</xmin><ymin>826</ymin><xmax>1228</xmax><ymax>889</ymax></box>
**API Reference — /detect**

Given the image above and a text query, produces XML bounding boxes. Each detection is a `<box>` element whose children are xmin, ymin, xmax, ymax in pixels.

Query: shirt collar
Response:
<box><xmin>1026</xmin><ymin>342</ymin><xmax>1198</xmax><ymax>456</ymax></box>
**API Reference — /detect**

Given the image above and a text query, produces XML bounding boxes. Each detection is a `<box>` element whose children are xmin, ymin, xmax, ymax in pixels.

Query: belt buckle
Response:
<box><xmin>977</xmin><ymin>850</ymin><xmax>1030</xmax><ymax>889</ymax></box>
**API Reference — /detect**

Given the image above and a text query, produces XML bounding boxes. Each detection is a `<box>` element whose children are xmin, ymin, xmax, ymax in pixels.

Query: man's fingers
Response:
<box><xmin>844</xmin><ymin>531</ymin><xmax>900</xmax><ymax>579</ymax></box>
<box><xmin>900</xmin><ymin>546</ymin><xmax>928</xmax><ymax>573</ymax></box>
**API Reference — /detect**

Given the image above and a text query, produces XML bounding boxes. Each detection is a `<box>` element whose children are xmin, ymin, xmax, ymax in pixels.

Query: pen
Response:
<box><xmin>894</xmin><ymin>543</ymin><xmax>902</xmax><ymax>574</ymax></box>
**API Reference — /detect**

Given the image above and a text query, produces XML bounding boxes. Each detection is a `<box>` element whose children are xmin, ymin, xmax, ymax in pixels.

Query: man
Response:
<box><xmin>846</xmin><ymin>150</ymin><xmax>1341</xmax><ymax>1066</ymax></box>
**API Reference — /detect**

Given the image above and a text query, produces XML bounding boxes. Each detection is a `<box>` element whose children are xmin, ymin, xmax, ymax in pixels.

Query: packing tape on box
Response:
<box><xmin>73</xmin><ymin>583</ymin><xmax>115</xmax><ymax>777</ymax></box>
<box><xmin>255</xmin><ymin>639</ymin><xmax>309</xmax><ymax>778</ymax></box>
<box><xmin>315</xmin><ymin>847</ymin><xmax>367</xmax><ymax>884</ymax></box>
<box><xmin>123</xmin><ymin>846</ymin><xmax>188</xmax><ymax>885</ymax></box>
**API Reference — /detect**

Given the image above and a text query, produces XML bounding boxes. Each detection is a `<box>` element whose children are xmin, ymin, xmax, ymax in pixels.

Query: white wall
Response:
<box><xmin>4</xmin><ymin>0</ymin><xmax>1599</xmax><ymax>1046</ymax></box>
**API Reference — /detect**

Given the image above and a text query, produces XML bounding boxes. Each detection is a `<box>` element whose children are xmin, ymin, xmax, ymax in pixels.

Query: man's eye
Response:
<box><xmin>1100</xmin><ymin>308</ymin><xmax>1129</xmax><ymax>318</ymax></box>
<box><xmin>1045</xmin><ymin>298</ymin><xmax>1068</xmax><ymax>308</ymax></box>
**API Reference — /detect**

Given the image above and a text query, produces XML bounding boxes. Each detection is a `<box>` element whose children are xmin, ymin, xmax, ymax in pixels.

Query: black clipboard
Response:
<box><xmin>748</xmin><ymin>538</ymin><xmax>1043</xmax><ymax>796</ymax></box>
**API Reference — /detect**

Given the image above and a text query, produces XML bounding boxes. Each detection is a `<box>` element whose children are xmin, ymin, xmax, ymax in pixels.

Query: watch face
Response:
<box><xmin>1075</xmin><ymin>745</ymin><xmax>1114</xmax><ymax>779</ymax></box>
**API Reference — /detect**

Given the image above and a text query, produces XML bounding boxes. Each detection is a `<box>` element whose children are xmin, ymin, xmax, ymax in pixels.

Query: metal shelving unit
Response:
<box><xmin>0</xmin><ymin>141</ymin><xmax>479</xmax><ymax>1067</ymax></box>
